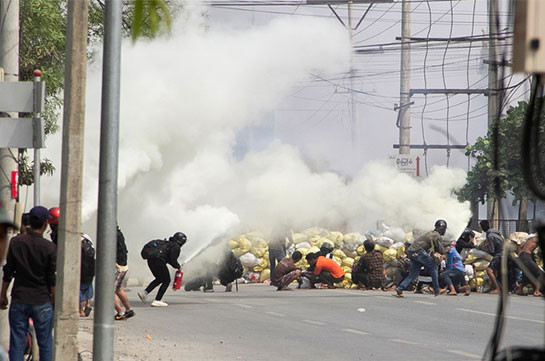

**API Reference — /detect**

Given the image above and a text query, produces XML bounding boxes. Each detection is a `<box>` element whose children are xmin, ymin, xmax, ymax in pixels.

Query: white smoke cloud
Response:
<box><xmin>40</xmin><ymin>3</ymin><xmax>471</xmax><ymax>283</ymax></box>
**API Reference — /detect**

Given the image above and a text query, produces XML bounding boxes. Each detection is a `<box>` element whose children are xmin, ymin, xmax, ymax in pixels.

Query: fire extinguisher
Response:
<box><xmin>173</xmin><ymin>267</ymin><xmax>183</xmax><ymax>291</ymax></box>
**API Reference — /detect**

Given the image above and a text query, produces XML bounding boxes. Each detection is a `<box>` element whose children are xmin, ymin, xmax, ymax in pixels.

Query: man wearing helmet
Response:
<box><xmin>138</xmin><ymin>232</ymin><xmax>187</xmax><ymax>307</ymax></box>
<box><xmin>394</xmin><ymin>220</ymin><xmax>447</xmax><ymax>298</ymax></box>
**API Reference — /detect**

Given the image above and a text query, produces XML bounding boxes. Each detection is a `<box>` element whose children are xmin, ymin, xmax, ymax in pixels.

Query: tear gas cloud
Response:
<box><xmin>42</xmin><ymin>2</ymin><xmax>470</xmax><ymax>281</ymax></box>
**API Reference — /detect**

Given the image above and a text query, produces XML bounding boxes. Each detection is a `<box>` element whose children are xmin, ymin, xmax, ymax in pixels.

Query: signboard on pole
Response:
<box><xmin>389</xmin><ymin>154</ymin><xmax>419</xmax><ymax>177</ymax></box>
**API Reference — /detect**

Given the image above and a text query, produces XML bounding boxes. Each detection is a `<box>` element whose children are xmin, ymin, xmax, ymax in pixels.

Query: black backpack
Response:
<box><xmin>219</xmin><ymin>252</ymin><xmax>243</xmax><ymax>283</ymax></box>
<box><xmin>81</xmin><ymin>236</ymin><xmax>95</xmax><ymax>284</ymax></box>
<box><xmin>141</xmin><ymin>239</ymin><xmax>168</xmax><ymax>260</ymax></box>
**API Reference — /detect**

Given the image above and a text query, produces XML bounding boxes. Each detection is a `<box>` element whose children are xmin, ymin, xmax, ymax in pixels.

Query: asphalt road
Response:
<box><xmin>118</xmin><ymin>284</ymin><xmax>544</xmax><ymax>361</ymax></box>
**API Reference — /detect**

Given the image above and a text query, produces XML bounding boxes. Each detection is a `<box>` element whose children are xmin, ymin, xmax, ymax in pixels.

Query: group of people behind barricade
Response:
<box><xmin>263</xmin><ymin>219</ymin><xmax>543</xmax><ymax>298</ymax></box>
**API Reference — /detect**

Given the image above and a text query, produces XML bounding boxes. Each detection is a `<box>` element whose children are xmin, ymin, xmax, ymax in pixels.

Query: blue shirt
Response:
<box><xmin>446</xmin><ymin>247</ymin><xmax>465</xmax><ymax>273</ymax></box>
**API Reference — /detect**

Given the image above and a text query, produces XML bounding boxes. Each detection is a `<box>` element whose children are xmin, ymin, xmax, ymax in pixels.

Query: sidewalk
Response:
<box><xmin>77</xmin><ymin>312</ymin><xmax>180</xmax><ymax>361</ymax></box>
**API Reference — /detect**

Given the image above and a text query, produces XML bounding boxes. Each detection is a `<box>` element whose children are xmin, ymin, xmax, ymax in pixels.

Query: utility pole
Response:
<box><xmin>399</xmin><ymin>0</ymin><xmax>411</xmax><ymax>155</ymax></box>
<box><xmin>487</xmin><ymin>0</ymin><xmax>500</xmax><ymax>228</ymax></box>
<box><xmin>53</xmin><ymin>1</ymin><xmax>88</xmax><ymax>360</ymax></box>
<box><xmin>93</xmin><ymin>1</ymin><xmax>122</xmax><ymax>360</ymax></box>
<box><xmin>347</xmin><ymin>1</ymin><xmax>359</xmax><ymax>148</ymax></box>
<box><xmin>0</xmin><ymin>0</ymin><xmax>19</xmax><ymax>223</ymax></box>
<box><xmin>0</xmin><ymin>0</ymin><xmax>19</xmax><ymax>350</ymax></box>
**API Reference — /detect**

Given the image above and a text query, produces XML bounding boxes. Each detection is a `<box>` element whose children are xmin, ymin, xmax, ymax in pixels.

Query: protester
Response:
<box><xmin>114</xmin><ymin>226</ymin><xmax>135</xmax><ymax>319</ymax></box>
<box><xmin>394</xmin><ymin>219</ymin><xmax>447</xmax><ymax>298</ymax></box>
<box><xmin>440</xmin><ymin>241</ymin><xmax>470</xmax><ymax>296</ymax></box>
<box><xmin>479</xmin><ymin>220</ymin><xmax>504</xmax><ymax>294</ymax></box>
<box><xmin>47</xmin><ymin>207</ymin><xmax>60</xmax><ymax>245</ymax></box>
<box><xmin>270</xmin><ymin>251</ymin><xmax>303</xmax><ymax>291</ymax></box>
<box><xmin>79</xmin><ymin>233</ymin><xmax>95</xmax><ymax>317</ymax></box>
<box><xmin>217</xmin><ymin>250</ymin><xmax>244</xmax><ymax>292</ymax></box>
<box><xmin>304</xmin><ymin>252</ymin><xmax>345</xmax><ymax>289</ymax></box>
<box><xmin>268</xmin><ymin>237</ymin><xmax>286</xmax><ymax>276</ymax></box>
<box><xmin>516</xmin><ymin>234</ymin><xmax>544</xmax><ymax>296</ymax></box>
<box><xmin>0</xmin><ymin>206</ymin><xmax>56</xmax><ymax>361</ymax></box>
<box><xmin>456</xmin><ymin>228</ymin><xmax>476</xmax><ymax>254</ymax></box>
<box><xmin>352</xmin><ymin>240</ymin><xmax>386</xmax><ymax>290</ymax></box>
<box><xmin>19</xmin><ymin>213</ymin><xmax>30</xmax><ymax>235</ymax></box>
<box><xmin>0</xmin><ymin>204</ymin><xmax>17</xmax><ymax>361</ymax></box>
<box><xmin>138</xmin><ymin>232</ymin><xmax>187</xmax><ymax>307</ymax></box>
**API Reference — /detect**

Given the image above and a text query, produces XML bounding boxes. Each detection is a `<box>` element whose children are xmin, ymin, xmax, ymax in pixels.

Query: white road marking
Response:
<box><xmin>413</xmin><ymin>300</ymin><xmax>437</xmax><ymax>305</ymax></box>
<box><xmin>389</xmin><ymin>339</ymin><xmax>420</xmax><ymax>345</ymax></box>
<box><xmin>303</xmin><ymin>319</ymin><xmax>326</xmax><ymax>325</ymax></box>
<box><xmin>457</xmin><ymin>308</ymin><xmax>545</xmax><ymax>324</ymax></box>
<box><xmin>342</xmin><ymin>328</ymin><xmax>370</xmax><ymax>336</ymax></box>
<box><xmin>265</xmin><ymin>311</ymin><xmax>286</xmax><ymax>317</ymax></box>
<box><xmin>447</xmin><ymin>350</ymin><xmax>481</xmax><ymax>359</ymax></box>
<box><xmin>234</xmin><ymin>303</ymin><xmax>253</xmax><ymax>309</ymax></box>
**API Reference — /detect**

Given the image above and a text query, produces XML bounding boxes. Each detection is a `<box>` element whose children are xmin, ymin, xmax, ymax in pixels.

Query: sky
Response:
<box><xmin>32</xmin><ymin>0</ymin><xmax>529</xmax><ymax>278</ymax></box>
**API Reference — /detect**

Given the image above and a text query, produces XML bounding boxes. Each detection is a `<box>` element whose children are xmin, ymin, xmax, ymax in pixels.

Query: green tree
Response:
<box><xmin>18</xmin><ymin>0</ymin><xmax>176</xmax><ymax>185</ymax></box>
<box><xmin>458</xmin><ymin>101</ymin><xmax>545</xmax><ymax>222</ymax></box>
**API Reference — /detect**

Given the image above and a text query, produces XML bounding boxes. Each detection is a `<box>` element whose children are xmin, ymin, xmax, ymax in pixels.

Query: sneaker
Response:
<box><xmin>150</xmin><ymin>300</ymin><xmax>168</xmax><ymax>307</ymax></box>
<box><xmin>114</xmin><ymin>313</ymin><xmax>125</xmax><ymax>321</ymax></box>
<box><xmin>123</xmin><ymin>309</ymin><xmax>135</xmax><ymax>319</ymax></box>
<box><xmin>393</xmin><ymin>289</ymin><xmax>404</xmax><ymax>298</ymax></box>
<box><xmin>137</xmin><ymin>291</ymin><xmax>148</xmax><ymax>304</ymax></box>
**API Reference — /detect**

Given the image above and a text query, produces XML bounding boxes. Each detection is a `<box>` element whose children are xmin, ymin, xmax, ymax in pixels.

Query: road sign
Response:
<box><xmin>0</xmin><ymin>78</ymin><xmax>46</xmax><ymax>148</ymax></box>
<box><xmin>389</xmin><ymin>154</ymin><xmax>419</xmax><ymax>177</ymax></box>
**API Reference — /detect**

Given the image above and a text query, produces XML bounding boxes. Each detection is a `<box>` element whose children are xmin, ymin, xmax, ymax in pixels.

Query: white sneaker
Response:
<box><xmin>150</xmin><ymin>300</ymin><xmax>168</xmax><ymax>307</ymax></box>
<box><xmin>137</xmin><ymin>291</ymin><xmax>148</xmax><ymax>303</ymax></box>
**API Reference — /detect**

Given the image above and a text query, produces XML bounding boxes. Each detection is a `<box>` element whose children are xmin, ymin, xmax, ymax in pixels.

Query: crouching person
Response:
<box><xmin>271</xmin><ymin>251</ymin><xmax>303</xmax><ymax>291</ymax></box>
<box><xmin>352</xmin><ymin>240</ymin><xmax>386</xmax><ymax>290</ymax></box>
<box><xmin>304</xmin><ymin>252</ymin><xmax>345</xmax><ymax>289</ymax></box>
<box><xmin>440</xmin><ymin>241</ymin><xmax>470</xmax><ymax>296</ymax></box>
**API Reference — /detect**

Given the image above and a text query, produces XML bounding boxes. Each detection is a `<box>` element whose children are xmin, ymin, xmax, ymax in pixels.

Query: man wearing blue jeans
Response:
<box><xmin>0</xmin><ymin>206</ymin><xmax>56</xmax><ymax>361</ymax></box>
<box><xmin>394</xmin><ymin>220</ymin><xmax>447</xmax><ymax>298</ymax></box>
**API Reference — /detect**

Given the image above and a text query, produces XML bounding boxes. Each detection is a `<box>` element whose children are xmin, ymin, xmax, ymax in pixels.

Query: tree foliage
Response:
<box><xmin>457</xmin><ymin>101</ymin><xmax>545</xmax><ymax>206</ymax></box>
<box><xmin>17</xmin><ymin>0</ymin><xmax>176</xmax><ymax>185</ymax></box>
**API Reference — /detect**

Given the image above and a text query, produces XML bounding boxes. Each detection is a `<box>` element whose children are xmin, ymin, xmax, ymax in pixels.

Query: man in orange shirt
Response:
<box><xmin>305</xmin><ymin>252</ymin><xmax>345</xmax><ymax>289</ymax></box>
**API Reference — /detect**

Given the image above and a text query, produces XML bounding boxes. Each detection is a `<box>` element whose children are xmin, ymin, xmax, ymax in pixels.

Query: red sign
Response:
<box><xmin>11</xmin><ymin>171</ymin><xmax>18</xmax><ymax>199</ymax></box>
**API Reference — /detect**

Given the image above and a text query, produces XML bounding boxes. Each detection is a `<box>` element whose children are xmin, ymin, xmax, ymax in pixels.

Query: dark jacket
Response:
<box><xmin>486</xmin><ymin>229</ymin><xmax>504</xmax><ymax>257</ymax></box>
<box><xmin>116</xmin><ymin>228</ymin><xmax>128</xmax><ymax>266</ymax></box>
<box><xmin>408</xmin><ymin>230</ymin><xmax>445</xmax><ymax>254</ymax></box>
<box><xmin>3</xmin><ymin>232</ymin><xmax>57</xmax><ymax>305</ymax></box>
<box><xmin>163</xmin><ymin>242</ymin><xmax>182</xmax><ymax>269</ymax></box>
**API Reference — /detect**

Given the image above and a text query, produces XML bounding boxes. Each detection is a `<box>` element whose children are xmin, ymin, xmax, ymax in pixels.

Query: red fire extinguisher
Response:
<box><xmin>173</xmin><ymin>267</ymin><xmax>183</xmax><ymax>291</ymax></box>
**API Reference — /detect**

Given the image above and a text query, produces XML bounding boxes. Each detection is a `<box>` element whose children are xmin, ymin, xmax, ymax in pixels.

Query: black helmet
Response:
<box><xmin>171</xmin><ymin>232</ymin><xmax>187</xmax><ymax>246</ymax></box>
<box><xmin>434</xmin><ymin>219</ymin><xmax>447</xmax><ymax>235</ymax></box>
<box><xmin>320</xmin><ymin>242</ymin><xmax>334</xmax><ymax>256</ymax></box>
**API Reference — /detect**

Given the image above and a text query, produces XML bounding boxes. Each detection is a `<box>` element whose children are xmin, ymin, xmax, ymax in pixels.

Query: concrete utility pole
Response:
<box><xmin>398</xmin><ymin>0</ymin><xmax>411</xmax><ymax>155</ymax></box>
<box><xmin>347</xmin><ymin>1</ymin><xmax>359</xmax><ymax>148</ymax></box>
<box><xmin>0</xmin><ymin>0</ymin><xmax>19</xmax><ymax>350</ymax></box>
<box><xmin>93</xmin><ymin>1</ymin><xmax>122</xmax><ymax>360</ymax></box>
<box><xmin>487</xmin><ymin>0</ymin><xmax>500</xmax><ymax>227</ymax></box>
<box><xmin>53</xmin><ymin>1</ymin><xmax>88</xmax><ymax>360</ymax></box>
<box><xmin>0</xmin><ymin>0</ymin><xmax>19</xmax><ymax>224</ymax></box>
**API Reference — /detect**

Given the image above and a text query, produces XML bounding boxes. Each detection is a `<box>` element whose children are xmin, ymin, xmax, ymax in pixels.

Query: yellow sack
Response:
<box><xmin>356</xmin><ymin>245</ymin><xmax>366</xmax><ymax>256</ymax></box>
<box><xmin>250</xmin><ymin>246</ymin><xmax>266</xmax><ymax>258</ymax></box>
<box><xmin>232</xmin><ymin>247</ymin><xmax>244</xmax><ymax>257</ymax></box>
<box><xmin>260</xmin><ymin>269</ymin><xmax>270</xmax><ymax>282</ymax></box>
<box><xmin>333</xmin><ymin>249</ymin><xmax>346</xmax><ymax>260</ymax></box>
<box><xmin>228</xmin><ymin>240</ymin><xmax>238</xmax><ymax>249</ymax></box>
<box><xmin>375</xmin><ymin>245</ymin><xmax>387</xmax><ymax>253</ymax></box>
<box><xmin>334</xmin><ymin>256</ymin><xmax>343</xmax><ymax>265</ymax></box>
<box><xmin>473</xmin><ymin>260</ymin><xmax>490</xmax><ymax>271</ymax></box>
<box><xmin>342</xmin><ymin>257</ymin><xmax>355</xmax><ymax>268</ymax></box>
<box><xmin>342</xmin><ymin>266</ymin><xmax>352</xmax><ymax>274</ymax></box>
<box><xmin>238</xmin><ymin>237</ymin><xmax>252</xmax><ymax>253</ymax></box>
<box><xmin>465</xmin><ymin>255</ymin><xmax>478</xmax><ymax>264</ymax></box>
<box><xmin>396</xmin><ymin>246</ymin><xmax>406</xmax><ymax>258</ymax></box>
<box><xmin>308</xmin><ymin>246</ymin><xmax>320</xmax><ymax>254</ymax></box>
<box><xmin>383</xmin><ymin>249</ymin><xmax>397</xmax><ymax>261</ymax></box>
<box><xmin>328</xmin><ymin>231</ymin><xmax>344</xmax><ymax>244</ymax></box>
